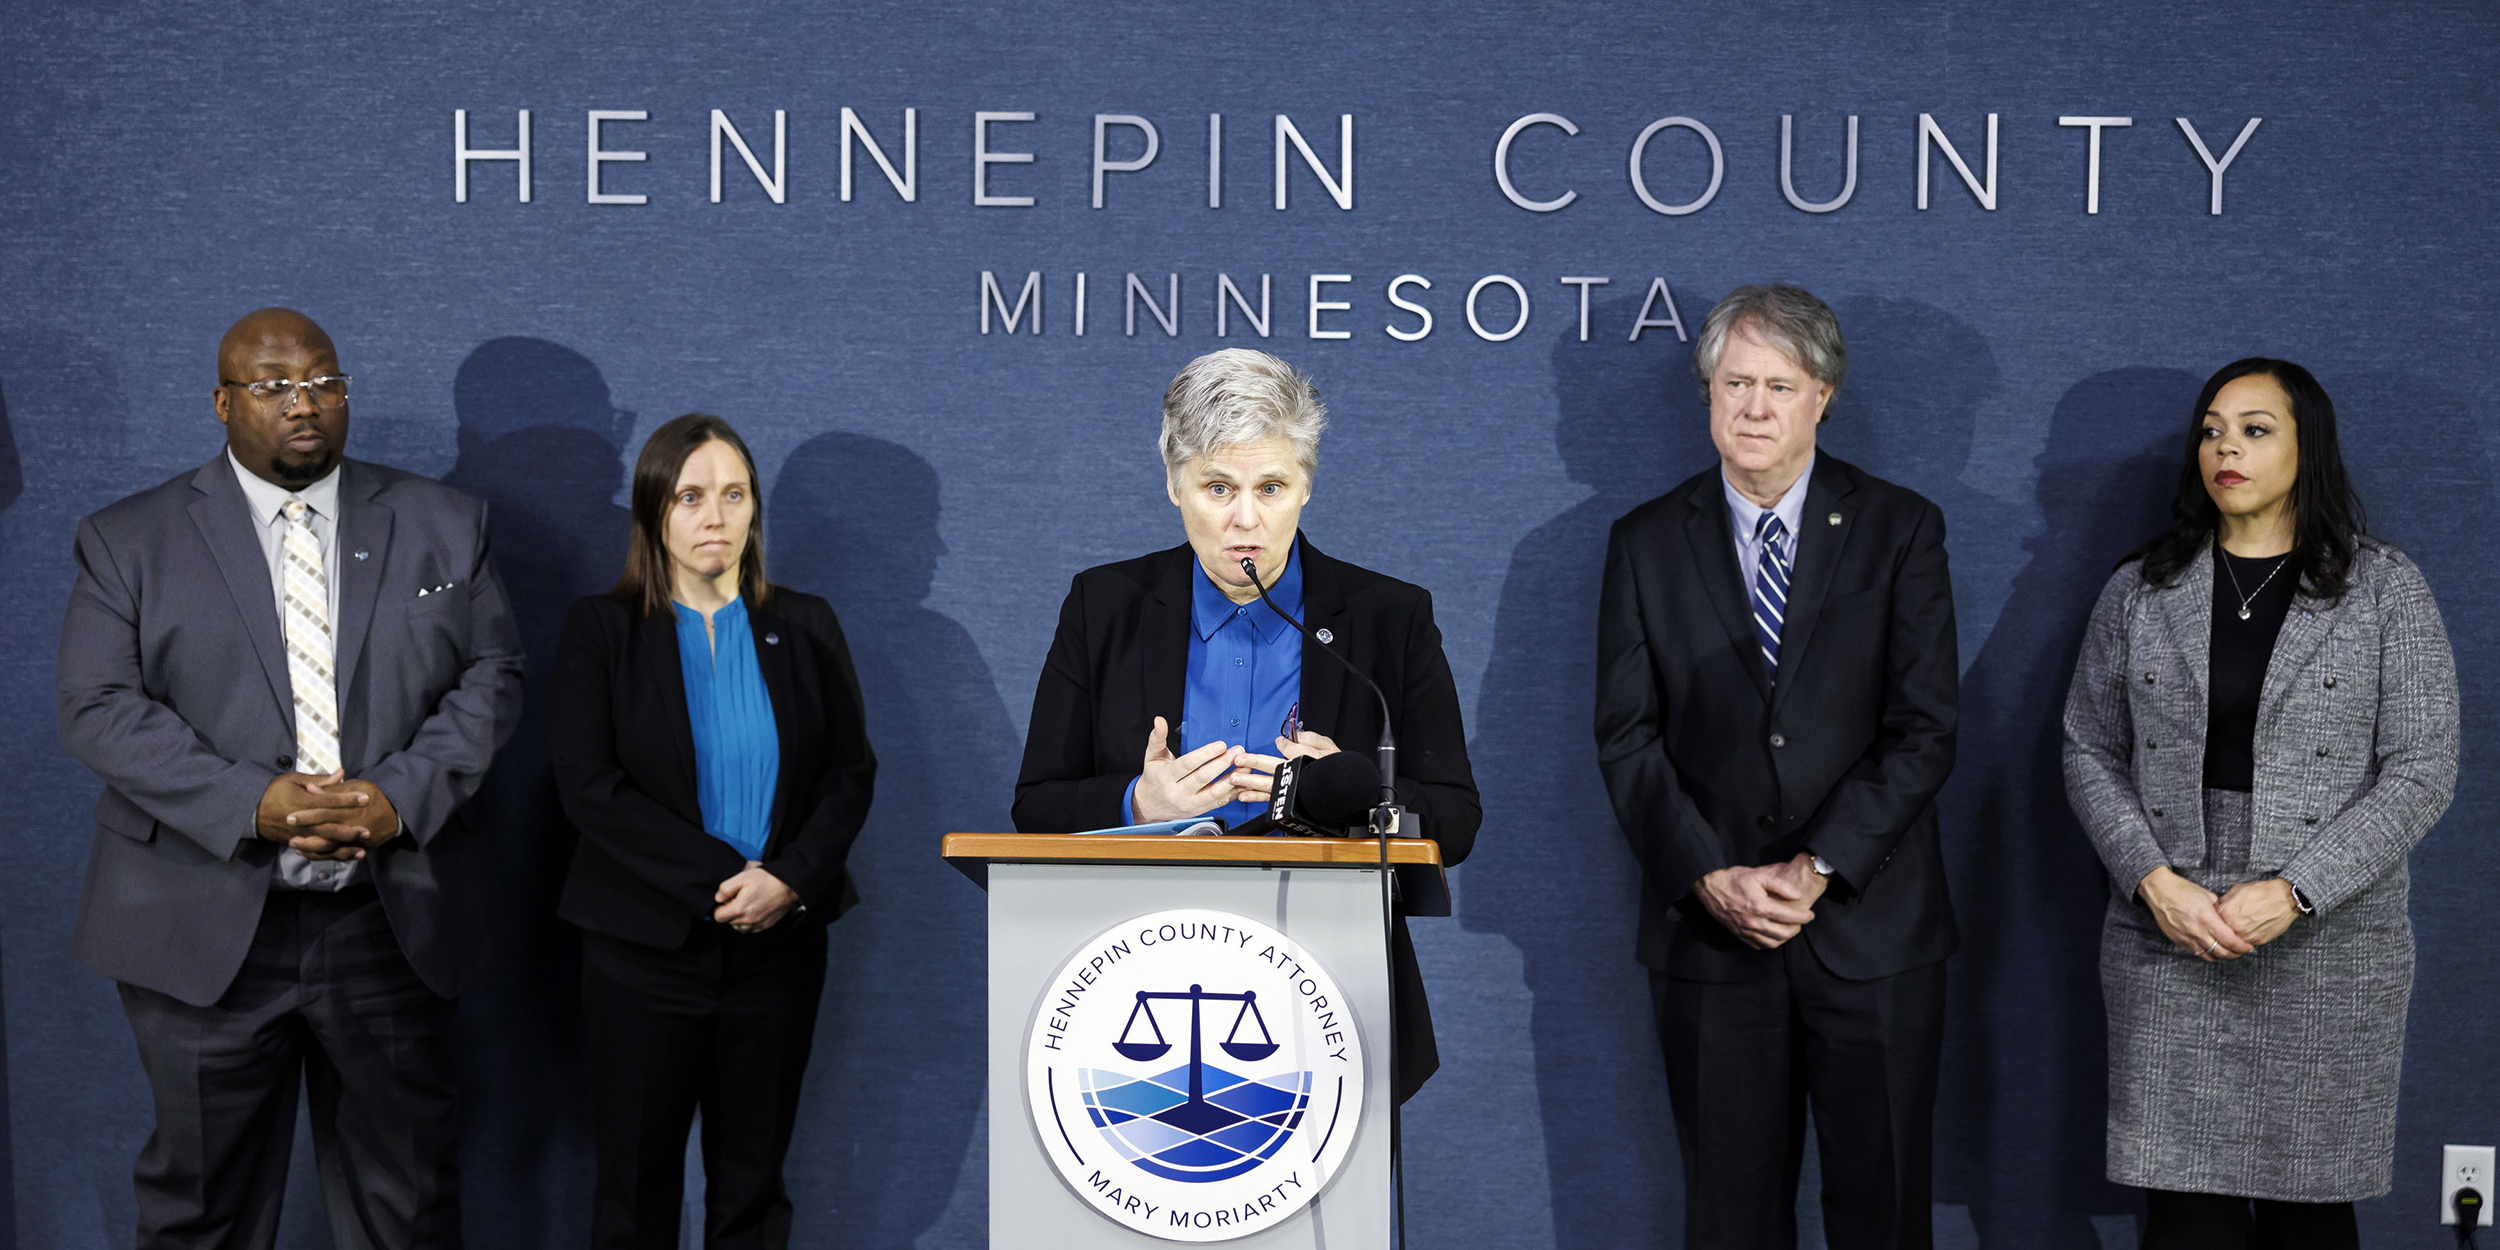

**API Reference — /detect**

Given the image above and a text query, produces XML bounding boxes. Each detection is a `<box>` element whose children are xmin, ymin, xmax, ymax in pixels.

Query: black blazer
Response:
<box><xmin>1012</xmin><ymin>538</ymin><xmax>1480</xmax><ymax>861</ymax></box>
<box><xmin>1595</xmin><ymin>454</ymin><xmax>1958</xmax><ymax>982</ymax></box>
<box><xmin>1012</xmin><ymin>537</ymin><xmax>1479</xmax><ymax>1101</ymax></box>
<box><xmin>549</xmin><ymin>590</ymin><xmax>877</xmax><ymax>950</ymax></box>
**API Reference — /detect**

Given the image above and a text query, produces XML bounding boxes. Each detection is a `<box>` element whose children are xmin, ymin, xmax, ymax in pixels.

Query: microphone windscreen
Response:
<box><xmin>1293</xmin><ymin>751</ymin><xmax>1382</xmax><ymax>827</ymax></box>
<box><xmin>1228</xmin><ymin>812</ymin><xmax>1281</xmax><ymax>838</ymax></box>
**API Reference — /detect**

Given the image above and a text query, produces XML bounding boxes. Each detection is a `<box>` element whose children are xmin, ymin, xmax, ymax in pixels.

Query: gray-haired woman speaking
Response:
<box><xmin>2062</xmin><ymin>359</ymin><xmax>2457</xmax><ymax>1249</ymax></box>
<box><xmin>1009</xmin><ymin>348</ymin><xmax>1481</xmax><ymax>1102</ymax></box>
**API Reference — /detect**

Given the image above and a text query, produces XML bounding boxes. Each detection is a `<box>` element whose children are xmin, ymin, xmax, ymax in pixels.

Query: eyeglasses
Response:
<box><xmin>221</xmin><ymin>375</ymin><xmax>353</xmax><ymax>407</ymax></box>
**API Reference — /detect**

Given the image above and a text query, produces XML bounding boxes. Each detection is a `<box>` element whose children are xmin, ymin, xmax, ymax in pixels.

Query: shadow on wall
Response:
<box><xmin>0</xmin><ymin>371</ymin><xmax>19</xmax><ymax>1250</ymax></box>
<box><xmin>438</xmin><ymin>337</ymin><xmax>634</xmax><ymax>1248</ymax></box>
<box><xmin>1821</xmin><ymin>297</ymin><xmax>2027</xmax><ymax>664</ymax></box>
<box><xmin>1453</xmin><ymin>297</ymin><xmax>1711</xmax><ymax>1249</ymax></box>
<box><xmin>771</xmin><ymin>432</ymin><xmax>1009</xmax><ymax>1249</ymax></box>
<box><xmin>0</xmin><ymin>325</ymin><xmax>148</xmax><ymax>1248</ymax></box>
<box><xmin>0</xmin><ymin>374</ymin><xmax>21</xmax><ymax>512</ymax></box>
<box><xmin>1931</xmin><ymin>367</ymin><xmax>2198</xmax><ymax>1248</ymax></box>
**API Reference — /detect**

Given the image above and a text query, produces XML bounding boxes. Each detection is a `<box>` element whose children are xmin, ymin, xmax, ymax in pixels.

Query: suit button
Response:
<box><xmin>2143</xmin><ymin>672</ymin><xmax>2156</xmax><ymax>684</ymax></box>
<box><xmin>2323</xmin><ymin>676</ymin><xmax>2337</xmax><ymax>688</ymax></box>
<box><xmin>1756</xmin><ymin>815</ymin><xmax>1775</xmax><ymax>831</ymax></box>
<box><xmin>1769</xmin><ymin>733</ymin><xmax>1787</xmax><ymax>748</ymax></box>
<box><xmin>2146</xmin><ymin>741</ymin><xmax>2158</xmax><ymax>750</ymax></box>
<box><xmin>276</xmin><ymin>754</ymin><xmax>294</xmax><ymax>769</ymax></box>
<box><xmin>2151</xmin><ymin>808</ymin><xmax>2164</xmax><ymax>819</ymax></box>
<box><xmin>2316</xmin><ymin>747</ymin><xmax>2330</xmax><ymax>757</ymax></box>
<box><xmin>2305</xmin><ymin>816</ymin><xmax>2319</xmax><ymax>825</ymax></box>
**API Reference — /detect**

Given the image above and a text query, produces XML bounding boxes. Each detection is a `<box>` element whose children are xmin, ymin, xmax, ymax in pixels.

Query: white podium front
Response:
<box><xmin>942</xmin><ymin>834</ymin><xmax>1448</xmax><ymax>1250</ymax></box>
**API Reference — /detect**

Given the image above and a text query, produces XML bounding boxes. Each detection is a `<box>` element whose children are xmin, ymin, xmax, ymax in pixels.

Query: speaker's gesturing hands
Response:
<box><xmin>1134</xmin><ymin>716</ymin><xmax>1246</xmax><ymax>823</ymax></box>
<box><xmin>1226</xmin><ymin>730</ymin><xmax>1344</xmax><ymax>806</ymax></box>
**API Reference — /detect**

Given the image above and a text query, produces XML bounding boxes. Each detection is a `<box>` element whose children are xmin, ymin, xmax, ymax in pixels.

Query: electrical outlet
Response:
<box><xmin>2445</xmin><ymin>1144</ymin><xmax>2496</xmax><ymax>1227</ymax></box>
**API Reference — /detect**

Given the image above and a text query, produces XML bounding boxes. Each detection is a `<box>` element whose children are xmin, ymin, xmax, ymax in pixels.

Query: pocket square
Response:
<box><xmin>415</xmin><ymin>581</ymin><xmax>460</xmax><ymax>598</ymax></box>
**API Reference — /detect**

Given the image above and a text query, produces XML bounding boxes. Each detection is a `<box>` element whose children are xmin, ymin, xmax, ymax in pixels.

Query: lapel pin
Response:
<box><xmin>1315</xmin><ymin>628</ymin><xmax>1334</xmax><ymax>644</ymax></box>
<box><xmin>354</xmin><ymin>550</ymin><xmax>369</xmax><ymax>560</ymax></box>
<box><xmin>1827</xmin><ymin>513</ymin><xmax>1842</xmax><ymax>526</ymax></box>
<box><xmin>764</xmin><ymin>633</ymin><xmax>780</xmax><ymax>645</ymax></box>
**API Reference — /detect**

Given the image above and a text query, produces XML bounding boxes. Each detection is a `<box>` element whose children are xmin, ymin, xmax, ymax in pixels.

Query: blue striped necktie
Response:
<box><xmin>1752</xmin><ymin>512</ymin><xmax>1791</xmax><ymax>683</ymax></box>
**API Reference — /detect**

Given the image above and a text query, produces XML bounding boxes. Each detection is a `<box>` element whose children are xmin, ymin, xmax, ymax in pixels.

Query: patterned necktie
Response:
<box><xmin>1751</xmin><ymin>512</ymin><xmax>1791</xmax><ymax>684</ymax></box>
<box><xmin>280</xmin><ymin>500</ymin><xmax>340</xmax><ymax>775</ymax></box>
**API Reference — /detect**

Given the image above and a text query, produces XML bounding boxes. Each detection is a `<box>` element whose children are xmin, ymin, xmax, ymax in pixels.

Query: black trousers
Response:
<box><xmin>1652</xmin><ymin>943</ymin><xmax>1947</xmax><ymax>1250</ymax></box>
<box><xmin>2141</xmin><ymin>1190</ymin><xmax>2358</xmax><ymax>1250</ymax></box>
<box><xmin>580</xmin><ymin>921</ymin><xmax>828</xmax><ymax>1250</ymax></box>
<box><xmin>119</xmin><ymin>886</ymin><xmax>461</xmax><ymax>1250</ymax></box>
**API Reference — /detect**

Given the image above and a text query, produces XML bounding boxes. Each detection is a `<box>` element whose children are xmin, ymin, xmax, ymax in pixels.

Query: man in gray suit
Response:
<box><xmin>57</xmin><ymin>308</ymin><xmax>524</xmax><ymax>1248</ymax></box>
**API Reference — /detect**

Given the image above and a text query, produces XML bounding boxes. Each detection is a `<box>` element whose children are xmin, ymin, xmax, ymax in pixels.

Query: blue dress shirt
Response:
<box><xmin>1121</xmin><ymin>548</ymin><xmax>1304</xmax><ymax>828</ymax></box>
<box><xmin>673</xmin><ymin>597</ymin><xmax>781</xmax><ymax>861</ymax></box>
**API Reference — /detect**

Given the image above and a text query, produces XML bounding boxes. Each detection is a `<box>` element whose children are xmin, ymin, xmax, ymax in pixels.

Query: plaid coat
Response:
<box><xmin>2063</xmin><ymin>539</ymin><xmax>2457</xmax><ymax>1200</ymax></box>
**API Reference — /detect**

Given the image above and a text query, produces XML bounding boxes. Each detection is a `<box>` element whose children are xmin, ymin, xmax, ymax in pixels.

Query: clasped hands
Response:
<box><xmin>715</xmin><ymin>861</ymin><xmax>799</xmax><ymax>933</ymax></box>
<box><xmin>1695</xmin><ymin>853</ymin><xmax>1829</xmax><ymax>949</ymax></box>
<box><xmin>1132</xmin><ymin>715</ymin><xmax>1341</xmax><ymax>824</ymax></box>
<box><xmin>2136</xmin><ymin>866</ymin><xmax>2300</xmax><ymax>961</ymax></box>
<box><xmin>256</xmin><ymin>771</ymin><xmax>400</xmax><ymax>861</ymax></box>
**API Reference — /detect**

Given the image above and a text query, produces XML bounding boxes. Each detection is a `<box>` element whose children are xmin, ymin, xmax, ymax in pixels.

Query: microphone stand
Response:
<box><xmin>1241</xmin><ymin>556</ymin><xmax>1407</xmax><ymax>1250</ymax></box>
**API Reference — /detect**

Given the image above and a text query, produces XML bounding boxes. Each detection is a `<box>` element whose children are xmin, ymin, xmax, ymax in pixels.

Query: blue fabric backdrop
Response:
<box><xmin>2</xmin><ymin>2</ymin><xmax>2493</xmax><ymax>1246</ymax></box>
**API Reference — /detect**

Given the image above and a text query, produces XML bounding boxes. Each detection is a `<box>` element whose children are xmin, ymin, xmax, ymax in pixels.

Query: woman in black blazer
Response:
<box><xmin>1012</xmin><ymin>349</ymin><xmax>1480</xmax><ymax>1101</ymax></box>
<box><xmin>549</xmin><ymin>414</ymin><xmax>875</xmax><ymax>1250</ymax></box>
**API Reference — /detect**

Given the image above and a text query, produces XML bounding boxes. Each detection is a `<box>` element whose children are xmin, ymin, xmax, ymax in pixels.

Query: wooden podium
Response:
<box><xmin>943</xmin><ymin>834</ymin><xmax>1445</xmax><ymax>1249</ymax></box>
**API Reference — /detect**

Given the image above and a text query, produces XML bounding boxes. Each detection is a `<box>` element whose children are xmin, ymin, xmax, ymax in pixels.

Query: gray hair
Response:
<box><xmin>1691</xmin><ymin>284</ymin><xmax>1848</xmax><ymax>400</ymax></box>
<box><xmin>1160</xmin><ymin>349</ymin><xmax>1328</xmax><ymax>473</ymax></box>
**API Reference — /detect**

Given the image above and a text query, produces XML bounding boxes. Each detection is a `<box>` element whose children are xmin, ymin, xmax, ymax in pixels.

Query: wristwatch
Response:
<box><xmin>1809</xmin><ymin>854</ymin><xmax>1833</xmax><ymax>877</ymax></box>
<box><xmin>2285</xmin><ymin>879</ymin><xmax>2315</xmax><ymax>915</ymax></box>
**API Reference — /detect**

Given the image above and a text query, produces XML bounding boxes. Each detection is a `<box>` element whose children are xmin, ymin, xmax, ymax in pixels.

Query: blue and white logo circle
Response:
<box><xmin>1026</xmin><ymin>907</ymin><xmax>1366</xmax><ymax>1241</ymax></box>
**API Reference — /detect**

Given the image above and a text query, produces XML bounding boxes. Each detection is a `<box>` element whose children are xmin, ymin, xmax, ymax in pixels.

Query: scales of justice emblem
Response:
<box><xmin>1026</xmin><ymin>908</ymin><xmax>1366</xmax><ymax>1242</ymax></box>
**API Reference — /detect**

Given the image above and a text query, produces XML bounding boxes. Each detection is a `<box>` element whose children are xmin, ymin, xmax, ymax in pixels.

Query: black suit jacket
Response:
<box><xmin>1012</xmin><ymin>538</ymin><xmax>1479</xmax><ymax>859</ymax></box>
<box><xmin>1012</xmin><ymin>537</ymin><xmax>1480</xmax><ymax>1099</ymax></box>
<box><xmin>1596</xmin><ymin>454</ymin><xmax>1958</xmax><ymax>982</ymax></box>
<box><xmin>549</xmin><ymin>590</ymin><xmax>877</xmax><ymax>950</ymax></box>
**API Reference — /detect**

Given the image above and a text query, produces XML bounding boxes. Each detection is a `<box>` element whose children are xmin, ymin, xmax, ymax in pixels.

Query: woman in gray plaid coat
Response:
<box><xmin>2063</xmin><ymin>359</ymin><xmax>2457</xmax><ymax>1249</ymax></box>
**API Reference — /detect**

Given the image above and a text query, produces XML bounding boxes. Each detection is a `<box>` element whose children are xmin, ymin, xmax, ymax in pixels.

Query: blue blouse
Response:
<box><xmin>673</xmin><ymin>597</ymin><xmax>781</xmax><ymax>860</ymax></box>
<box><xmin>1120</xmin><ymin>548</ymin><xmax>1304</xmax><ymax>828</ymax></box>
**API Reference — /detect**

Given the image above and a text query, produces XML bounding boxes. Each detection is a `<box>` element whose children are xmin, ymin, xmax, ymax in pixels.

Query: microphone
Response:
<box><xmin>1239</xmin><ymin>556</ymin><xmax>1398</xmax><ymax>810</ymax></box>
<box><xmin>1242</xmin><ymin>550</ymin><xmax>1412</xmax><ymax>1250</ymax></box>
<box><xmin>1233</xmin><ymin>750</ymin><xmax>1381</xmax><ymax>837</ymax></box>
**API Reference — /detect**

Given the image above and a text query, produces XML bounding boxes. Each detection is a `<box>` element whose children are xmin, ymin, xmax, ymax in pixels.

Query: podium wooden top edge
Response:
<box><xmin>940</xmin><ymin>832</ymin><xmax>1444</xmax><ymax>868</ymax></box>
<box><xmin>940</xmin><ymin>832</ymin><xmax>1452</xmax><ymax>916</ymax></box>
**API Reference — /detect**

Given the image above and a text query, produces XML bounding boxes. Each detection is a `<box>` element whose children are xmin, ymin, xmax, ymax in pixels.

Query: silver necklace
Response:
<box><xmin>2219</xmin><ymin>545</ymin><xmax>2291</xmax><ymax>621</ymax></box>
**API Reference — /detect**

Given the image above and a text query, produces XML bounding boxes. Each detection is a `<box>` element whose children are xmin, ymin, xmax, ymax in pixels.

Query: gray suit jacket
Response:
<box><xmin>57</xmin><ymin>456</ymin><xmax>524</xmax><ymax>1006</ymax></box>
<box><xmin>2062</xmin><ymin>541</ymin><xmax>2457</xmax><ymax>911</ymax></box>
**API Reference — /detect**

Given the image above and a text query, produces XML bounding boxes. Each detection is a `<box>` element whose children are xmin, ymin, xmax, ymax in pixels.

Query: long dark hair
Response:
<box><xmin>2127</xmin><ymin>358</ymin><xmax>2365</xmax><ymax>601</ymax></box>
<box><xmin>608</xmin><ymin>413</ymin><xmax>772</xmax><ymax>617</ymax></box>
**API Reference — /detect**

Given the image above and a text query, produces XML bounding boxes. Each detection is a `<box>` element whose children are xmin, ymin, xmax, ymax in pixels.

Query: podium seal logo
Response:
<box><xmin>1027</xmin><ymin>907</ymin><xmax>1365</xmax><ymax>1242</ymax></box>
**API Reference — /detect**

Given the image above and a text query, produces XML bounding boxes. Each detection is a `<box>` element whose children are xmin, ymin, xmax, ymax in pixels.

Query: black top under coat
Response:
<box><xmin>2204</xmin><ymin>546</ymin><xmax>2297</xmax><ymax>792</ymax></box>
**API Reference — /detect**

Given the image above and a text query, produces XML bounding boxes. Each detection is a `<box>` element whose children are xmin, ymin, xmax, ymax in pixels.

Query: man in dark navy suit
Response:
<box><xmin>1596</xmin><ymin>285</ymin><xmax>1959</xmax><ymax>1250</ymax></box>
